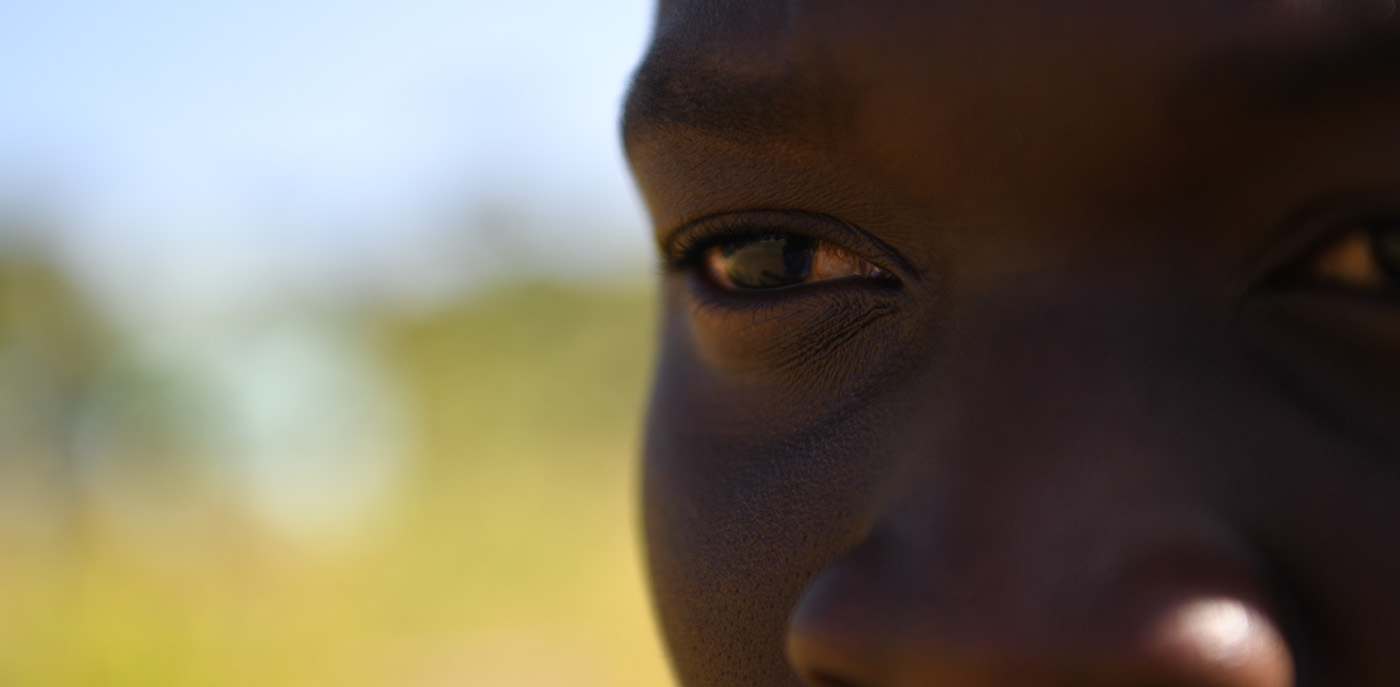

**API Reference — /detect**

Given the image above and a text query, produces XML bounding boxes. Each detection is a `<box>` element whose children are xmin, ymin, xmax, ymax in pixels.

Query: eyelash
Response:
<box><xmin>662</xmin><ymin>211</ymin><xmax>902</xmax><ymax>276</ymax></box>
<box><xmin>664</xmin><ymin>223</ymin><xmax>787</xmax><ymax>274</ymax></box>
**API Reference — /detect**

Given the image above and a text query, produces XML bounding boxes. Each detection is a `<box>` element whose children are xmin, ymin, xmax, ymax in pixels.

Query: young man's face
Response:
<box><xmin>623</xmin><ymin>1</ymin><xmax>1400</xmax><ymax>685</ymax></box>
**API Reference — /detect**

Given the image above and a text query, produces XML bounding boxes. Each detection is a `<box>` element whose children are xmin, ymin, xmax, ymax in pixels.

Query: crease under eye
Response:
<box><xmin>703</xmin><ymin>234</ymin><xmax>892</xmax><ymax>291</ymax></box>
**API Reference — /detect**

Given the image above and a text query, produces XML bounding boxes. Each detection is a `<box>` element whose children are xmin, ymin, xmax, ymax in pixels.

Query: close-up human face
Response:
<box><xmin>624</xmin><ymin>1</ymin><xmax>1400</xmax><ymax>685</ymax></box>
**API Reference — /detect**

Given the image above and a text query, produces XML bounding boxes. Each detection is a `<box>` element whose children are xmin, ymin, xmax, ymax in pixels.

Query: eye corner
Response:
<box><xmin>658</xmin><ymin>221</ymin><xmax>766</xmax><ymax>276</ymax></box>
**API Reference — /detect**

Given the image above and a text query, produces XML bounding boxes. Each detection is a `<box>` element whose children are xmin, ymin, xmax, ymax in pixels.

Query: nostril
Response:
<box><xmin>787</xmin><ymin>624</ymin><xmax>882</xmax><ymax>687</ymax></box>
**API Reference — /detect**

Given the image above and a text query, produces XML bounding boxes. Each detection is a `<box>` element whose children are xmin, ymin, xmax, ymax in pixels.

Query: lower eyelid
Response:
<box><xmin>675</xmin><ymin>270</ymin><xmax>904</xmax><ymax>375</ymax></box>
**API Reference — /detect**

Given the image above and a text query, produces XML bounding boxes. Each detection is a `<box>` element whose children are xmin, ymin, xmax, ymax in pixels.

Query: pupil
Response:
<box><xmin>1371</xmin><ymin>223</ymin><xmax>1400</xmax><ymax>283</ymax></box>
<box><xmin>722</xmin><ymin>236</ymin><xmax>815</xmax><ymax>289</ymax></box>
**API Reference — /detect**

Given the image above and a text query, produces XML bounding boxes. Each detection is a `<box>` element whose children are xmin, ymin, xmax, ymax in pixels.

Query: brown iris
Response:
<box><xmin>1308</xmin><ymin>221</ymin><xmax>1400</xmax><ymax>290</ymax></box>
<box><xmin>704</xmin><ymin>235</ymin><xmax>890</xmax><ymax>291</ymax></box>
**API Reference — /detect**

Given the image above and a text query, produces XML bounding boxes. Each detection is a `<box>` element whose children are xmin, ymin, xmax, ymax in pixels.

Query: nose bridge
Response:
<box><xmin>786</xmin><ymin>294</ymin><xmax>1297</xmax><ymax>686</ymax></box>
<box><xmin>908</xmin><ymin>286</ymin><xmax>1202</xmax><ymax>542</ymax></box>
<box><xmin>906</xmin><ymin>287</ymin><xmax>1239</xmax><ymax>612</ymax></box>
<box><xmin>883</xmin><ymin>307</ymin><xmax>1207</xmax><ymax>639</ymax></box>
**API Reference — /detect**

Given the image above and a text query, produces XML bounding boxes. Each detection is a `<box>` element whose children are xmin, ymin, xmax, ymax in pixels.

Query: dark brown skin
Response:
<box><xmin>622</xmin><ymin>1</ymin><xmax>1400</xmax><ymax>685</ymax></box>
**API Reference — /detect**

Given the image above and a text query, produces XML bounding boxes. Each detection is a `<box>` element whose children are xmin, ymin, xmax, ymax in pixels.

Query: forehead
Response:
<box><xmin>626</xmin><ymin>0</ymin><xmax>1224</xmax><ymax>133</ymax></box>
<box><xmin>624</xmin><ymin>0</ymin><xmax>1400</xmax><ymax>237</ymax></box>
<box><xmin>625</xmin><ymin>0</ymin><xmax>1395</xmax><ymax>143</ymax></box>
<box><xmin>629</xmin><ymin>0</ymin><xmax>1389</xmax><ymax>86</ymax></box>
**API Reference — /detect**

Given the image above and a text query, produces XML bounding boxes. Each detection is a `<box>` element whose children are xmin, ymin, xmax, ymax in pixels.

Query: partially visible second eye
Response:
<box><xmin>1304</xmin><ymin>221</ymin><xmax>1400</xmax><ymax>291</ymax></box>
<box><xmin>704</xmin><ymin>234</ymin><xmax>893</xmax><ymax>291</ymax></box>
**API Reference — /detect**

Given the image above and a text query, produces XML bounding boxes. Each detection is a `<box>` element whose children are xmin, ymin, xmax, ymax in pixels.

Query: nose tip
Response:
<box><xmin>1145</xmin><ymin>598</ymin><xmax>1294</xmax><ymax>687</ymax></box>
<box><xmin>786</xmin><ymin>567</ymin><xmax>1296</xmax><ymax>687</ymax></box>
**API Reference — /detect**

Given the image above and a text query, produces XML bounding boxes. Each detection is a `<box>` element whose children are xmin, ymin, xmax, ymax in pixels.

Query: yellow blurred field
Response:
<box><xmin>0</xmin><ymin>273</ymin><xmax>672</xmax><ymax>687</ymax></box>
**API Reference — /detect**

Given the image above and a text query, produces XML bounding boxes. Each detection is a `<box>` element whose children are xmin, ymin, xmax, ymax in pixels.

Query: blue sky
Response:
<box><xmin>0</xmin><ymin>0</ymin><xmax>656</xmax><ymax>312</ymax></box>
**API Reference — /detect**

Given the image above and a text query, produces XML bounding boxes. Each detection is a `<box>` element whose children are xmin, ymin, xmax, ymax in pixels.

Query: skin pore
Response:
<box><xmin>623</xmin><ymin>1</ymin><xmax>1400</xmax><ymax>685</ymax></box>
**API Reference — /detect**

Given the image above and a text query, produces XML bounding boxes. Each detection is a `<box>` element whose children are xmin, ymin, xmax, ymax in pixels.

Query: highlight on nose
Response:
<box><xmin>785</xmin><ymin>586</ymin><xmax>1296</xmax><ymax>687</ymax></box>
<box><xmin>1145</xmin><ymin>598</ymin><xmax>1294</xmax><ymax>687</ymax></box>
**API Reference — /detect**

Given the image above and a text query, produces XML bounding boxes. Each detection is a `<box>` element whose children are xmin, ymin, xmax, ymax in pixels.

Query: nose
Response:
<box><xmin>785</xmin><ymin>321</ymin><xmax>1298</xmax><ymax>687</ymax></box>
<box><xmin>785</xmin><ymin>439</ymin><xmax>1297</xmax><ymax>686</ymax></box>
<box><xmin>785</xmin><ymin>460</ymin><xmax>1298</xmax><ymax>686</ymax></box>
<box><xmin>786</xmin><ymin>528</ymin><xmax>1296</xmax><ymax>686</ymax></box>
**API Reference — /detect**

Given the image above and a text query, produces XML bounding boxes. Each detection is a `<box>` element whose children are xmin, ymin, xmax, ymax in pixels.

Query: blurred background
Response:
<box><xmin>0</xmin><ymin>1</ymin><xmax>670</xmax><ymax>684</ymax></box>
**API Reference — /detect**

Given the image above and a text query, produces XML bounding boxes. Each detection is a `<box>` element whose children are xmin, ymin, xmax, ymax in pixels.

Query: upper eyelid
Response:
<box><xmin>663</xmin><ymin>225</ymin><xmax>786</xmax><ymax>271</ymax></box>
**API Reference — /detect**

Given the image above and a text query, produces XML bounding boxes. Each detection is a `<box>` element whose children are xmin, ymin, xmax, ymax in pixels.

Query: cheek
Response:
<box><xmin>1239</xmin><ymin>424</ymin><xmax>1400</xmax><ymax>682</ymax></box>
<box><xmin>641</xmin><ymin>326</ymin><xmax>896</xmax><ymax>685</ymax></box>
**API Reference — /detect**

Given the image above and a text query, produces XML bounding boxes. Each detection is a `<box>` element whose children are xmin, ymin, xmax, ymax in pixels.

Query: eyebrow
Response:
<box><xmin>1188</xmin><ymin>29</ymin><xmax>1400</xmax><ymax>118</ymax></box>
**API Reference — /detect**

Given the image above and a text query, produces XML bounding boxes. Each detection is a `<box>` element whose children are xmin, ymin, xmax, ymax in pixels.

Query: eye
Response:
<box><xmin>704</xmin><ymin>233</ymin><xmax>893</xmax><ymax>291</ymax></box>
<box><xmin>1302</xmin><ymin>220</ymin><xmax>1400</xmax><ymax>292</ymax></box>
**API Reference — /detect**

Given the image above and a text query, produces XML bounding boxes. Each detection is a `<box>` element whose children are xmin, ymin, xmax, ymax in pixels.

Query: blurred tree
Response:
<box><xmin>0</xmin><ymin>219</ymin><xmax>115</xmax><ymax>541</ymax></box>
